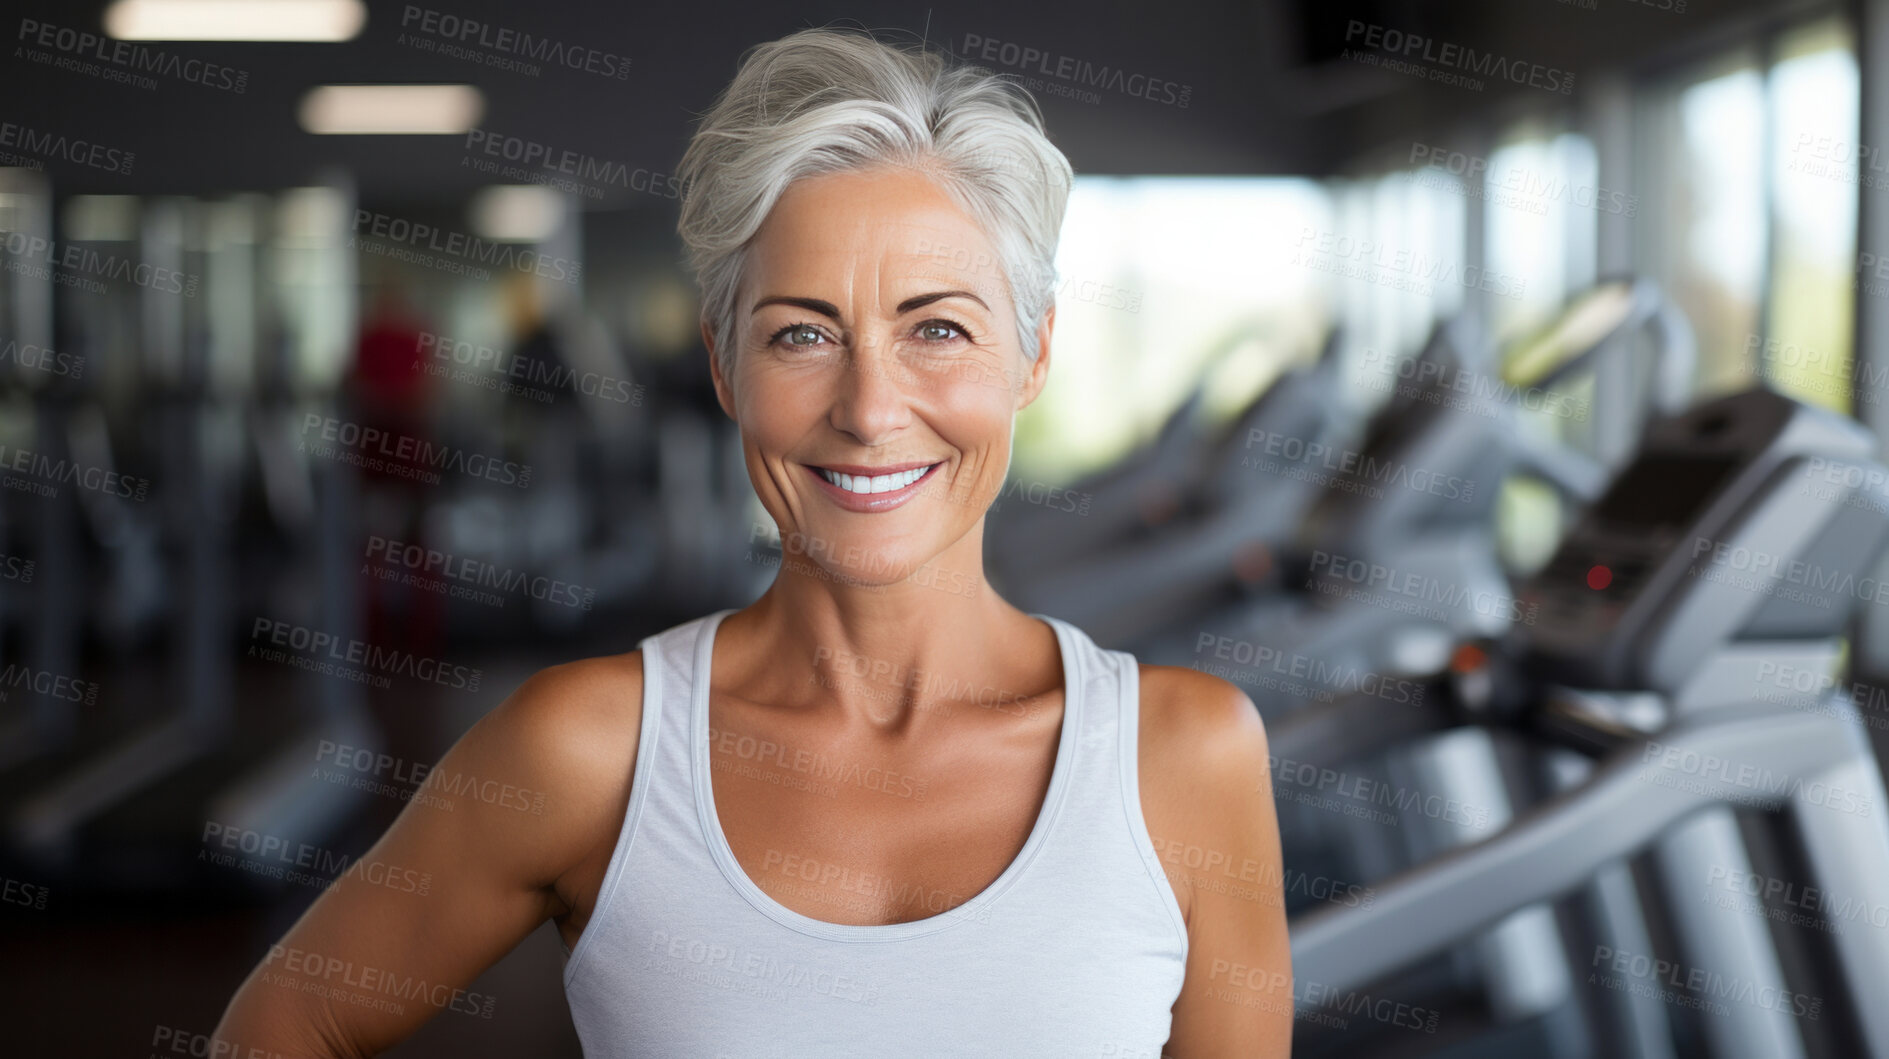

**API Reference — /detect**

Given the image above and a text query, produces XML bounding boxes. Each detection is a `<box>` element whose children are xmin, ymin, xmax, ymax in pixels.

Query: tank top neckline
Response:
<box><xmin>689</xmin><ymin>607</ymin><xmax>1086</xmax><ymax>943</ymax></box>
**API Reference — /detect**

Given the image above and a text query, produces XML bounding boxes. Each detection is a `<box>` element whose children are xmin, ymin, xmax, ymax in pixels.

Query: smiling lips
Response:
<box><xmin>804</xmin><ymin>460</ymin><xmax>943</xmax><ymax>512</ymax></box>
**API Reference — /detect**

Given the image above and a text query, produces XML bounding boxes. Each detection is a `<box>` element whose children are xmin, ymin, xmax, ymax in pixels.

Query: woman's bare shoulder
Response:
<box><xmin>1132</xmin><ymin>664</ymin><xmax>1276</xmax><ymax>920</ymax></box>
<box><xmin>1132</xmin><ymin>673</ymin><xmax>1292</xmax><ymax>1059</ymax></box>
<box><xmin>499</xmin><ymin>648</ymin><xmax>647</xmax><ymax>737</ymax></box>
<box><xmin>442</xmin><ymin>648</ymin><xmax>651</xmax><ymax>862</ymax></box>
<box><xmin>1134</xmin><ymin>663</ymin><xmax>1269</xmax><ymax>771</ymax></box>
<box><xmin>488</xmin><ymin>647</ymin><xmax>648</xmax><ymax>769</ymax></box>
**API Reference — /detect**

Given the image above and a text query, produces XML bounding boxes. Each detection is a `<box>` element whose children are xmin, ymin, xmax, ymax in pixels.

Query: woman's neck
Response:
<box><xmin>717</xmin><ymin>530</ymin><xmax>1059</xmax><ymax>733</ymax></box>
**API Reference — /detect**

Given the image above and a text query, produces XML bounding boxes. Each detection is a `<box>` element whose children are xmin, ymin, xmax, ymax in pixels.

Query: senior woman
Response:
<box><xmin>214</xmin><ymin>26</ymin><xmax>1289</xmax><ymax>1059</ymax></box>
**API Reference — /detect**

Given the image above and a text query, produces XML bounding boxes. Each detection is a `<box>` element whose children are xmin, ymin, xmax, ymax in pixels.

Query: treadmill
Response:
<box><xmin>1142</xmin><ymin>276</ymin><xmax>1695</xmax><ymax>717</ymax></box>
<box><xmin>987</xmin><ymin>325</ymin><xmax>1353</xmax><ymax>647</ymax></box>
<box><xmin>1279</xmin><ymin>385</ymin><xmax>1889</xmax><ymax>1058</ymax></box>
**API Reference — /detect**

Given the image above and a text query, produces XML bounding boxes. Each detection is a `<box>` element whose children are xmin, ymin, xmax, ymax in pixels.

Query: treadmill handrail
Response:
<box><xmin>1522</xmin><ymin>277</ymin><xmax>1695</xmax><ymax>413</ymax></box>
<box><xmin>1289</xmin><ymin>699</ymin><xmax>1875</xmax><ymax>995</ymax></box>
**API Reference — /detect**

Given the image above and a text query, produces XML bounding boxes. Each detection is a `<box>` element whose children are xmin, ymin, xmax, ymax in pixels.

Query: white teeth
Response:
<box><xmin>819</xmin><ymin>464</ymin><xmax>933</xmax><ymax>494</ymax></box>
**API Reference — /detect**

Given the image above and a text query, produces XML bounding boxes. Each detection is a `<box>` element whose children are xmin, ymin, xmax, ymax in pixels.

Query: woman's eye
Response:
<box><xmin>772</xmin><ymin>323</ymin><xmax>825</xmax><ymax>348</ymax></box>
<box><xmin>917</xmin><ymin>320</ymin><xmax>968</xmax><ymax>343</ymax></box>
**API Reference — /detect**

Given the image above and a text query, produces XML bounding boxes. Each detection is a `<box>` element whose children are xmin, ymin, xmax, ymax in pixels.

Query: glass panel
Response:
<box><xmin>1485</xmin><ymin>123</ymin><xmax>1569</xmax><ymax>339</ymax></box>
<box><xmin>1651</xmin><ymin>58</ymin><xmax>1768</xmax><ymax>401</ymax></box>
<box><xmin>1765</xmin><ymin>16</ymin><xmax>1859</xmax><ymax>414</ymax></box>
<box><xmin>1011</xmin><ymin>176</ymin><xmax>1335</xmax><ymax>484</ymax></box>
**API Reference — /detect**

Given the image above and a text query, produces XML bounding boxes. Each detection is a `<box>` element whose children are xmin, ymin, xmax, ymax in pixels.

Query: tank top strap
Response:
<box><xmin>634</xmin><ymin>608</ymin><xmax>729</xmax><ymax>825</ymax></box>
<box><xmin>1028</xmin><ymin>618</ymin><xmax>1190</xmax><ymax>957</ymax></box>
<box><xmin>1036</xmin><ymin>612</ymin><xmax>1124</xmax><ymax>773</ymax></box>
<box><xmin>560</xmin><ymin>610</ymin><xmax>725</xmax><ymax>985</ymax></box>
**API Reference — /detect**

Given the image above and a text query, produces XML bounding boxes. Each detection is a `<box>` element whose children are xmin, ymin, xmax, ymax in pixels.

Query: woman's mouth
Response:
<box><xmin>803</xmin><ymin>460</ymin><xmax>943</xmax><ymax>512</ymax></box>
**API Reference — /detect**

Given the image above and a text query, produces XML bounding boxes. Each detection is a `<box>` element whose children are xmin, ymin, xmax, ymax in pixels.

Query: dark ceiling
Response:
<box><xmin>1</xmin><ymin>0</ymin><xmax>1798</xmax><ymax>207</ymax></box>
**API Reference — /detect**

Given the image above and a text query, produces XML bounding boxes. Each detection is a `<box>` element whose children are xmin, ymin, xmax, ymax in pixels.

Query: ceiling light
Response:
<box><xmin>299</xmin><ymin>85</ymin><xmax>483</xmax><ymax>135</ymax></box>
<box><xmin>105</xmin><ymin>0</ymin><xmax>366</xmax><ymax>42</ymax></box>
<box><xmin>470</xmin><ymin>185</ymin><xmax>567</xmax><ymax>242</ymax></box>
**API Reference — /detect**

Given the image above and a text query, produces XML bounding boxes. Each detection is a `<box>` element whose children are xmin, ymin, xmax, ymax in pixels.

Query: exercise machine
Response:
<box><xmin>1144</xmin><ymin>276</ymin><xmax>1696</xmax><ymax>716</ymax></box>
<box><xmin>989</xmin><ymin>324</ymin><xmax>1353</xmax><ymax>647</ymax></box>
<box><xmin>1282</xmin><ymin>386</ymin><xmax>1889</xmax><ymax>1057</ymax></box>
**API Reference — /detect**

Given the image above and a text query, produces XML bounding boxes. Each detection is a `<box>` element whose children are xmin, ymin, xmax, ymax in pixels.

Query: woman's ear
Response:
<box><xmin>705</xmin><ymin>319</ymin><xmax>738</xmax><ymax>421</ymax></box>
<box><xmin>1016</xmin><ymin>303</ymin><xmax>1055</xmax><ymax>412</ymax></box>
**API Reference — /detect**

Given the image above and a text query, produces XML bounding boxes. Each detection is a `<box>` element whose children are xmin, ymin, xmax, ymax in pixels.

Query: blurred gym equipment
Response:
<box><xmin>989</xmin><ymin>324</ymin><xmax>1352</xmax><ymax>647</ymax></box>
<box><xmin>2</xmin><ymin>187</ymin><xmax>380</xmax><ymax>893</ymax></box>
<box><xmin>1285</xmin><ymin>387</ymin><xmax>1889</xmax><ymax>1058</ymax></box>
<box><xmin>1135</xmin><ymin>277</ymin><xmax>1697</xmax><ymax>715</ymax></box>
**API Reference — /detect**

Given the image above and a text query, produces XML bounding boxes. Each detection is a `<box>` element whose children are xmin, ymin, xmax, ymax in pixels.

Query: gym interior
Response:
<box><xmin>4</xmin><ymin>0</ymin><xmax>1889</xmax><ymax>1055</ymax></box>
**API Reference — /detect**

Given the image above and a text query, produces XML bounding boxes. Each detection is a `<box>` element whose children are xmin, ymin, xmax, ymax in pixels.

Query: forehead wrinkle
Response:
<box><xmin>752</xmin><ymin>179</ymin><xmax>1006</xmax><ymax>327</ymax></box>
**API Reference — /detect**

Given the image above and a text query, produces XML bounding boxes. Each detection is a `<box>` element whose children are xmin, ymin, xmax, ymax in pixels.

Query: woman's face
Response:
<box><xmin>710</xmin><ymin>165</ymin><xmax>1052</xmax><ymax>587</ymax></box>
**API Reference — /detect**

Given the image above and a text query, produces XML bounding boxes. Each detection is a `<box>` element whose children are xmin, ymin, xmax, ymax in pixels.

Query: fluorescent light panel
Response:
<box><xmin>300</xmin><ymin>85</ymin><xmax>483</xmax><ymax>135</ymax></box>
<box><xmin>105</xmin><ymin>0</ymin><xmax>366</xmax><ymax>41</ymax></box>
<box><xmin>471</xmin><ymin>185</ymin><xmax>566</xmax><ymax>242</ymax></box>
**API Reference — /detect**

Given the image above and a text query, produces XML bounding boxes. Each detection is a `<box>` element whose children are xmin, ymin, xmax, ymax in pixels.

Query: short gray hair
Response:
<box><xmin>676</xmin><ymin>25</ymin><xmax>1074</xmax><ymax>384</ymax></box>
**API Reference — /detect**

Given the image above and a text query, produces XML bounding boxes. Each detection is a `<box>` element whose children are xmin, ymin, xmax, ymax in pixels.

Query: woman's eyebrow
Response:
<box><xmin>751</xmin><ymin>290</ymin><xmax>990</xmax><ymax>317</ymax></box>
<box><xmin>752</xmin><ymin>295</ymin><xmax>840</xmax><ymax>318</ymax></box>
<box><xmin>897</xmin><ymin>290</ymin><xmax>988</xmax><ymax>314</ymax></box>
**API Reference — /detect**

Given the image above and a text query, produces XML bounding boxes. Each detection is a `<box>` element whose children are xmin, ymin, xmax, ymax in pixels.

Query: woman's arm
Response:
<box><xmin>1142</xmin><ymin>667</ymin><xmax>1293</xmax><ymax>1058</ymax></box>
<box><xmin>212</xmin><ymin>654</ymin><xmax>645</xmax><ymax>1057</ymax></box>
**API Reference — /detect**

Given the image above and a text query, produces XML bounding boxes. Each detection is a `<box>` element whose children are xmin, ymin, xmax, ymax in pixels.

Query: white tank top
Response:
<box><xmin>560</xmin><ymin>608</ymin><xmax>1190</xmax><ymax>1057</ymax></box>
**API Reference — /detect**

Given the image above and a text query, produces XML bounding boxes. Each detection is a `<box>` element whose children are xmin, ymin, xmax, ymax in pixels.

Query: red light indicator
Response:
<box><xmin>1450</xmin><ymin>643</ymin><xmax>1487</xmax><ymax>674</ymax></box>
<box><xmin>1587</xmin><ymin>565</ymin><xmax>1612</xmax><ymax>590</ymax></box>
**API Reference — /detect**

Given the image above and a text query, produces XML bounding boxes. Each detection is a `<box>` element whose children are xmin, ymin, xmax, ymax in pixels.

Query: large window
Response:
<box><xmin>1322</xmin><ymin>166</ymin><xmax>1469</xmax><ymax>417</ymax></box>
<box><xmin>1636</xmin><ymin>15</ymin><xmax>1858</xmax><ymax>411</ymax></box>
<box><xmin>1484</xmin><ymin>122</ymin><xmax>1601</xmax><ymax>340</ymax></box>
<box><xmin>1765</xmin><ymin>18</ymin><xmax>1860</xmax><ymax>414</ymax></box>
<box><xmin>1639</xmin><ymin>55</ymin><xmax>1769</xmax><ymax>401</ymax></box>
<box><xmin>1010</xmin><ymin>177</ymin><xmax>1334</xmax><ymax>484</ymax></box>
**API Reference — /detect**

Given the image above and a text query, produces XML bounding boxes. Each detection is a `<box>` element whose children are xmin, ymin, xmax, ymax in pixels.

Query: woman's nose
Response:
<box><xmin>827</xmin><ymin>342</ymin><xmax>914</xmax><ymax>443</ymax></box>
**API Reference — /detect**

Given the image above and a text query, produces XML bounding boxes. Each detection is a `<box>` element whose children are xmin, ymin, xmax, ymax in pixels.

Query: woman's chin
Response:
<box><xmin>772</xmin><ymin>532</ymin><xmax>929</xmax><ymax>584</ymax></box>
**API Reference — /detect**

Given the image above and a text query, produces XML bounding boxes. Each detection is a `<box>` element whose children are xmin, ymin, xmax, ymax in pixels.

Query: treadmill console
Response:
<box><xmin>1518</xmin><ymin>387</ymin><xmax>1889</xmax><ymax>692</ymax></box>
